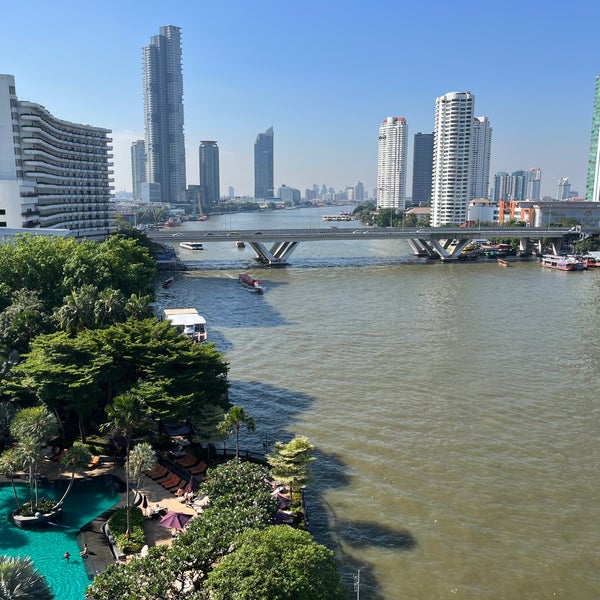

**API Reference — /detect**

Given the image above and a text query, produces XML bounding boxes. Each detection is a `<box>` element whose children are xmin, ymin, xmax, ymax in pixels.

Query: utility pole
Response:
<box><xmin>354</xmin><ymin>569</ymin><xmax>361</xmax><ymax>600</ymax></box>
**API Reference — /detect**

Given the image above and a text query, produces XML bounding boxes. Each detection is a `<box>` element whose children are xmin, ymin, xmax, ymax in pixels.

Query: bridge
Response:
<box><xmin>148</xmin><ymin>226</ymin><xmax>593</xmax><ymax>265</ymax></box>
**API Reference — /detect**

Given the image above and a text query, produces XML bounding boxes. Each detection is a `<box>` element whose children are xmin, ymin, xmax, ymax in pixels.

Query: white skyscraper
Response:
<box><xmin>377</xmin><ymin>117</ymin><xmax>408</xmax><ymax>211</ymax></box>
<box><xmin>527</xmin><ymin>167</ymin><xmax>542</xmax><ymax>200</ymax></box>
<box><xmin>470</xmin><ymin>116</ymin><xmax>492</xmax><ymax>199</ymax></box>
<box><xmin>431</xmin><ymin>91</ymin><xmax>475</xmax><ymax>227</ymax></box>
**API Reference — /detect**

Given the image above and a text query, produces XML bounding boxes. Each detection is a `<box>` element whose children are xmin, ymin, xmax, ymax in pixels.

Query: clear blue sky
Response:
<box><xmin>2</xmin><ymin>0</ymin><xmax>599</xmax><ymax>198</ymax></box>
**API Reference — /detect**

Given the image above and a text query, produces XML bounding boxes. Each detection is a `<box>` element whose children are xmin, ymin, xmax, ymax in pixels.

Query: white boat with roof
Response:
<box><xmin>162</xmin><ymin>308</ymin><xmax>207</xmax><ymax>343</ymax></box>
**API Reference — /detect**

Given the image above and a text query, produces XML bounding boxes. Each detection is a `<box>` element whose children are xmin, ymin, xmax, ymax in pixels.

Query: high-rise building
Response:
<box><xmin>254</xmin><ymin>127</ymin><xmax>274</xmax><ymax>199</ymax></box>
<box><xmin>585</xmin><ymin>74</ymin><xmax>600</xmax><ymax>202</ymax></box>
<box><xmin>527</xmin><ymin>167</ymin><xmax>542</xmax><ymax>201</ymax></box>
<box><xmin>509</xmin><ymin>170</ymin><xmax>528</xmax><ymax>201</ymax></box>
<box><xmin>493</xmin><ymin>172</ymin><xmax>510</xmax><ymax>202</ymax></box>
<box><xmin>199</xmin><ymin>141</ymin><xmax>220</xmax><ymax>210</ymax></box>
<box><xmin>377</xmin><ymin>117</ymin><xmax>408</xmax><ymax>210</ymax></box>
<box><xmin>354</xmin><ymin>181</ymin><xmax>364</xmax><ymax>202</ymax></box>
<box><xmin>0</xmin><ymin>74</ymin><xmax>114</xmax><ymax>238</ymax></box>
<box><xmin>411</xmin><ymin>132</ymin><xmax>434</xmax><ymax>205</ymax></box>
<box><xmin>470</xmin><ymin>116</ymin><xmax>492</xmax><ymax>199</ymax></box>
<box><xmin>431</xmin><ymin>91</ymin><xmax>475</xmax><ymax>226</ymax></box>
<box><xmin>557</xmin><ymin>177</ymin><xmax>571</xmax><ymax>201</ymax></box>
<box><xmin>143</xmin><ymin>25</ymin><xmax>186</xmax><ymax>204</ymax></box>
<box><xmin>130</xmin><ymin>140</ymin><xmax>146</xmax><ymax>201</ymax></box>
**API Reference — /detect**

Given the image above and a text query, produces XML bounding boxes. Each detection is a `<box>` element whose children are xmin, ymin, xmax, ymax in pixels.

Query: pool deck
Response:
<box><xmin>2</xmin><ymin>457</ymin><xmax>197</xmax><ymax>579</ymax></box>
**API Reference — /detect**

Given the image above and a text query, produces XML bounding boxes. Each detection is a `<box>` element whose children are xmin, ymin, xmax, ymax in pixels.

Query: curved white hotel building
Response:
<box><xmin>0</xmin><ymin>74</ymin><xmax>114</xmax><ymax>239</ymax></box>
<box><xmin>377</xmin><ymin>116</ymin><xmax>407</xmax><ymax>211</ymax></box>
<box><xmin>431</xmin><ymin>91</ymin><xmax>475</xmax><ymax>227</ymax></box>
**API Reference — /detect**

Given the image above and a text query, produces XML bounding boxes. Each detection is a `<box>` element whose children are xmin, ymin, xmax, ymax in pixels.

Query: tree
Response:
<box><xmin>205</xmin><ymin>526</ymin><xmax>346</xmax><ymax>600</ymax></box>
<box><xmin>127</xmin><ymin>441</ymin><xmax>157</xmax><ymax>489</ymax></box>
<box><xmin>101</xmin><ymin>393</ymin><xmax>151</xmax><ymax>538</ymax></box>
<box><xmin>267</xmin><ymin>436</ymin><xmax>315</xmax><ymax>507</ymax></box>
<box><xmin>0</xmin><ymin>556</ymin><xmax>54</xmax><ymax>600</ymax></box>
<box><xmin>0</xmin><ymin>447</ymin><xmax>23</xmax><ymax>510</ymax></box>
<box><xmin>218</xmin><ymin>406</ymin><xmax>255</xmax><ymax>460</ymax></box>
<box><xmin>53</xmin><ymin>442</ymin><xmax>92</xmax><ymax>509</ymax></box>
<box><xmin>10</xmin><ymin>405</ymin><xmax>59</xmax><ymax>510</ymax></box>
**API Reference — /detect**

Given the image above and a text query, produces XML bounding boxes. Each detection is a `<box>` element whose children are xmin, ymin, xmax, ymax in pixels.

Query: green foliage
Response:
<box><xmin>0</xmin><ymin>555</ymin><xmax>54</xmax><ymax>600</ymax></box>
<box><xmin>206</xmin><ymin>526</ymin><xmax>346</xmax><ymax>600</ymax></box>
<box><xmin>267</xmin><ymin>436</ymin><xmax>315</xmax><ymax>504</ymax></box>
<box><xmin>218</xmin><ymin>405</ymin><xmax>255</xmax><ymax>460</ymax></box>
<box><xmin>107</xmin><ymin>507</ymin><xmax>146</xmax><ymax>553</ymax></box>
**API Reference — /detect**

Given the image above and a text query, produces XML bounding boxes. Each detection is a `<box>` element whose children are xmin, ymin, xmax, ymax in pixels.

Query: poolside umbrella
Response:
<box><xmin>158</xmin><ymin>510</ymin><xmax>192</xmax><ymax>530</ymax></box>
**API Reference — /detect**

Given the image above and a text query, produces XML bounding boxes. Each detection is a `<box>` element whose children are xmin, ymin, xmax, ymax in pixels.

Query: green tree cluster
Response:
<box><xmin>88</xmin><ymin>460</ymin><xmax>344</xmax><ymax>599</ymax></box>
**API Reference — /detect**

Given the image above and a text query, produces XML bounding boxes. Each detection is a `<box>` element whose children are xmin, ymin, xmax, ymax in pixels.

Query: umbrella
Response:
<box><xmin>158</xmin><ymin>510</ymin><xmax>192</xmax><ymax>530</ymax></box>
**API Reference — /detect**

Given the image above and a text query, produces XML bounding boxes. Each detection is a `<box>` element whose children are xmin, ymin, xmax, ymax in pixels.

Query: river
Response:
<box><xmin>154</xmin><ymin>207</ymin><xmax>600</xmax><ymax>599</ymax></box>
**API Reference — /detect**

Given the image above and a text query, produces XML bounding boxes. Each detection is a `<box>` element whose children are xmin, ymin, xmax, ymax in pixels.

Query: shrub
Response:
<box><xmin>107</xmin><ymin>507</ymin><xmax>146</xmax><ymax>553</ymax></box>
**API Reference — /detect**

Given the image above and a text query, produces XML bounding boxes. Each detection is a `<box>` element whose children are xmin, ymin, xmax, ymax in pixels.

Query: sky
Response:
<box><xmin>1</xmin><ymin>0</ymin><xmax>599</xmax><ymax>199</ymax></box>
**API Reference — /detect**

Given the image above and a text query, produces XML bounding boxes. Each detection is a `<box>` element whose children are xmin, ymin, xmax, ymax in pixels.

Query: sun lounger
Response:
<box><xmin>147</xmin><ymin>465</ymin><xmax>169</xmax><ymax>480</ymax></box>
<box><xmin>162</xmin><ymin>477</ymin><xmax>185</xmax><ymax>492</ymax></box>
<box><xmin>87</xmin><ymin>455</ymin><xmax>101</xmax><ymax>469</ymax></box>
<box><xmin>188</xmin><ymin>461</ymin><xmax>207</xmax><ymax>475</ymax></box>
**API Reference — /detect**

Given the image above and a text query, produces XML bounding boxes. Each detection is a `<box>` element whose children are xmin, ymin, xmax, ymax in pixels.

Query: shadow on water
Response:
<box><xmin>229</xmin><ymin>379</ymin><xmax>418</xmax><ymax>599</ymax></box>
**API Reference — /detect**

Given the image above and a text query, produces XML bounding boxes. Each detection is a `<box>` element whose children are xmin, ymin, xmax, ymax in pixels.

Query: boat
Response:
<box><xmin>162</xmin><ymin>308</ymin><xmax>207</xmax><ymax>343</ymax></box>
<box><xmin>234</xmin><ymin>241</ymin><xmax>245</xmax><ymax>248</ymax></box>
<box><xmin>497</xmin><ymin>258</ymin><xmax>510</xmax><ymax>267</ymax></box>
<box><xmin>238</xmin><ymin>273</ymin><xmax>264</xmax><ymax>294</ymax></box>
<box><xmin>540</xmin><ymin>255</ymin><xmax>585</xmax><ymax>271</ymax></box>
<box><xmin>162</xmin><ymin>277</ymin><xmax>174</xmax><ymax>288</ymax></box>
<box><xmin>179</xmin><ymin>242</ymin><xmax>203</xmax><ymax>250</ymax></box>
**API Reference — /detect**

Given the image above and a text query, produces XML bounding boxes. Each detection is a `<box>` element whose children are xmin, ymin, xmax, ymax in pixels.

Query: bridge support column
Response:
<box><xmin>248</xmin><ymin>241</ymin><xmax>299</xmax><ymax>265</ymax></box>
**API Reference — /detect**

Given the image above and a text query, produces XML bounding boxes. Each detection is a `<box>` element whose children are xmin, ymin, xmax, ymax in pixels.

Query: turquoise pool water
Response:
<box><xmin>0</xmin><ymin>477</ymin><xmax>121</xmax><ymax>600</ymax></box>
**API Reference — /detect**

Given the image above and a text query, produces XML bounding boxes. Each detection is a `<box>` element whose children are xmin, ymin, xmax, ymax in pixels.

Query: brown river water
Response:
<box><xmin>155</xmin><ymin>208</ymin><xmax>600</xmax><ymax>599</ymax></box>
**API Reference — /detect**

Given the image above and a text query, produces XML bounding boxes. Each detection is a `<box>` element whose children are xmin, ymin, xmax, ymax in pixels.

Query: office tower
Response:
<box><xmin>143</xmin><ymin>25</ymin><xmax>186</xmax><ymax>204</ymax></box>
<box><xmin>131</xmin><ymin>140</ymin><xmax>146</xmax><ymax>201</ymax></box>
<box><xmin>199</xmin><ymin>141</ymin><xmax>220</xmax><ymax>209</ymax></box>
<box><xmin>354</xmin><ymin>181</ymin><xmax>364</xmax><ymax>202</ymax></box>
<box><xmin>509</xmin><ymin>170</ymin><xmax>527</xmax><ymax>201</ymax></box>
<box><xmin>431</xmin><ymin>91</ymin><xmax>475</xmax><ymax>226</ymax></box>
<box><xmin>377</xmin><ymin>116</ymin><xmax>408</xmax><ymax>210</ymax></box>
<box><xmin>228</xmin><ymin>186</ymin><xmax>235</xmax><ymax>199</ymax></box>
<box><xmin>254</xmin><ymin>127</ymin><xmax>274</xmax><ymax>199</ymax></box>
<box><xmin>557</xmin><ymin>177</ymin><xmax>570</xmax><ymax>201</ymax></box>
<box><xmin>0</xmin><ymin>74</ymin><xmax>114</xmax><ymax>238</ymax></box>
<box><xmin>527</xmin><ymin>167</ymin><xmax>542</xmax><ymax>200</ymax></box>
<box><xmin>586</xmin><ymin>74</ymin><xmax>600</xmax><ymax>202</ymax></box>
<box><xmin>470</xmin><ymin>116</ymin><xmax>492</xmax><ymax>199</ymax></box>
<box><xmin>411</xmin><ymin>132</ymin><xmax>434</xmax><ymax>205</ymax></box>
<box><xmin>493</xmin><ymin>172</ymin><xmax>509</xmax><ymax>202</ymax></box>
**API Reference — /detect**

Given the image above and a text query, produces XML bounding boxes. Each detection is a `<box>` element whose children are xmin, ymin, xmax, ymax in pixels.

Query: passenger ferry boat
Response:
<box><xmin>540</xmin><ymin>255</ymin><xmax>585</xmax><ymax>271</ymax></box>
<box><xmin>238</xmin><ymin>273</ymin><xmax>263</xmax><ymax>294</ymax></box>
<box><xmin>179</xmin><ymin>242</ymin><xmax>203</xmax><ymax>250</ymax></box>
<box><xmin>234</xmin><ymin>241</ymin><xmax>245</xmax><ymax>248</ymax></box>
<box><xmin>162</xmin><ymin>309</ymin><xmax>207</xmax><ymax>343</ymax></box>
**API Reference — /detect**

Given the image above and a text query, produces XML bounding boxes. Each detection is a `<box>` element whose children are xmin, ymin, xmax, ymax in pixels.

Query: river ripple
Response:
<box><xmin>155</xmin><ymin>208</ymin><xmax>600</xmax><ymax>599</ymax></box>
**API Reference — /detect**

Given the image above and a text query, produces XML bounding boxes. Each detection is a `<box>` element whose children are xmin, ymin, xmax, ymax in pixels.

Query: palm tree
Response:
<box><xmin>267</xmin><ymin>436</ymin><xmax>315</xmax><ymax>508</ymax></box>
<box><xmin>0</xmin><ymin>556</ymin><xmax>54</xmax><ymax>600</ymax></box>
<box><xmin>10</xmin><ymin>405</ymin><xmax>59</xmax><ymax>511</ymax></box>
<box><xmin>101</xmin><ymin>393</ymin><xmax>150</xmax><ymax>538</ymax></box>
<box><xmin>0</xmin><ymin>447</ymin><xmax>23</xmax><ymax>510</ymax></box>
<box><xmin>52</xmin><ymin>442</ymin><xmax>92</xmax><ymax>510</ymax></box>
<box><xmin>127</xmin><ymin>441</ymin><xmax>156</xmax><ymax>489</ymax></box>
<box><xmin>218</xmin><ymin>406</ymin><xmax>255</xmax><ymax>461</ymax></box>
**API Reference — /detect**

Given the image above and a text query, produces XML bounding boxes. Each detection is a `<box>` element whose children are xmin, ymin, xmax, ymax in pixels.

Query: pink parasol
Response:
<box><xmin>158</xmin><ymin>510</ymin><xmax>192</xmax><ymax>530</ymax></box>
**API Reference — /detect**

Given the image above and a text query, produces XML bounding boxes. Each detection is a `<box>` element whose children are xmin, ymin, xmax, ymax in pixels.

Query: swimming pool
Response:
<box><xmin>0</xmin><ymin>477</ymin><xmax>121</xmax><ymax>600</ymax></box>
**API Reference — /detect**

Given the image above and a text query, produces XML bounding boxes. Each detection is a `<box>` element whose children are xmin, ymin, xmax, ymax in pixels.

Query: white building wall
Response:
<box><xmin>377</xmin><ymin>116</ymin><xmax>407</xmax><ymax>210</ymax></box>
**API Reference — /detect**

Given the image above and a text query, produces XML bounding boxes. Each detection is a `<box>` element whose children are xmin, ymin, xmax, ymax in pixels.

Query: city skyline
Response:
<box><xmin>2</xmin><ymin>1</ymin><xmax>599</xmax><ymax>199</ymax></box>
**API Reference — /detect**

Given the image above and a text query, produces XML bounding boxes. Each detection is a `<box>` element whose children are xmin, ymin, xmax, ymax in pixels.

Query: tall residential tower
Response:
<box><xmin>143</xmin><ymin>25</ymin><xmax>186</xmax><ymax>204</ymax></box>
<box><xmin>377</xmin><ymin>117</ymin><xmax>408</xmax><ymax>210</ymax></box>
<box><xmin>431</xmin><ymin>91</ymin><xmax>475</xmax><ymax>226</ymax></box>
<box><xmin>411</xmin><ymin>132</ymin><xmax>434</xmax><ymax>206</ymax></box>
<box><xmin>585</xmin><ymin>74</ymin><xmax>600</xmax><ymax>202</ymax></box>
<box><xmin>469</xmin><ymin>116</ymin><xmax>492</xmax><ymax>199</ymax></box>
<box><xmin>254</xmin><ymin>127</ymin><xmax>274</xmax><ymax>199</ymax></box>
<box><xmin>130</xmin><ymin>140</ymin><xmax>146</xmax><ymax>201</ymax></box>
<box><xmin>199</xmin><ymin>141</ymin><xmax>220</xmax><ymax>210</ymax></box>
